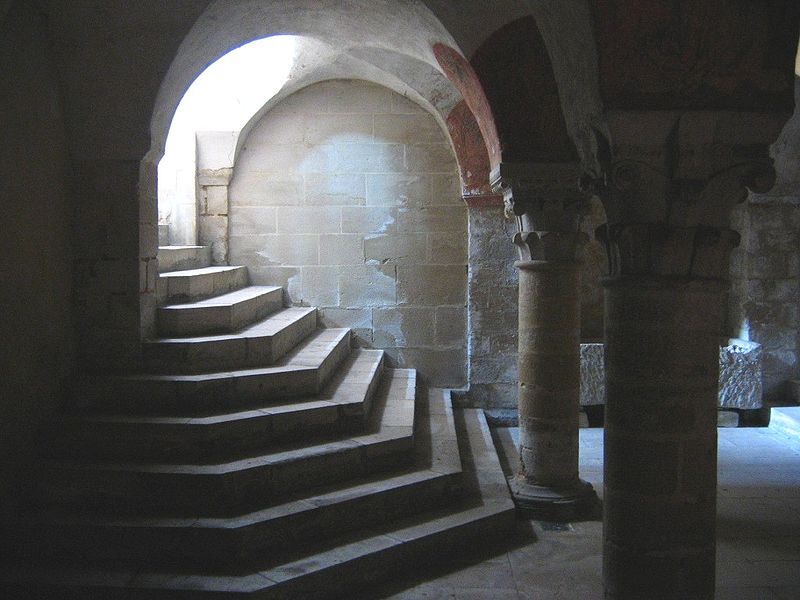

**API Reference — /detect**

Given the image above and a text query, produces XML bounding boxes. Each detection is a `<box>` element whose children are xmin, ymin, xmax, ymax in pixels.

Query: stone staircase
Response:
<box><xmin>0</xmin><ymin>245</ymin><xmax>516</xmax><ymax>598</ymax></box>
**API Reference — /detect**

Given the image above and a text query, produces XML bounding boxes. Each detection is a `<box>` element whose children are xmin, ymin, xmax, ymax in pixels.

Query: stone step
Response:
<box><xmin>157</xmin><ymin>245</ymin><xmax>212</xmax><ymax>273</ymax></box>
<box><xmin>769</xmin><ymin>406</ymin><xmax>800</xmax><ymax>440</ymax></box>
<box><xmin>46</xmin><ymin>350</ymin><xmax>385</xmax><ymax>463</ymax></box>
<box><xmin>144</xmin><ymin>306</ymin><xmax>317</xmax><ymax>374</ymax></box>
<box><xmin>3</xmin><ymin>400</ymin><xmax>515</xmax><ymax>599</ymax></box>
<box><xmin>33</xmin><ymin>369</ymin><xmax>416</xmax><ymax>516</ymax></box>
<box><xmin>72</xmin><ymin>328</ymin><xmax>352</xmax><ymax>416</ymax></box>
<box><xmin>158</xmin><ymin>265</ymin><xmax>249</xmax><ymax>305</ymax></box>
<box><xmin>157</xmin><ymin>285</ymin><xmax>283</xmax><ymax>337</ymax></box>
<box><xmin>17</xmin><ymin>387</ymin><xmax>461</xmax><ymax>567</ymax></box>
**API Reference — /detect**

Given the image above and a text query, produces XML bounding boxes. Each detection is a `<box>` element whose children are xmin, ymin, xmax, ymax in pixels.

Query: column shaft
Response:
<box><xmin>512</xmin><ymin>260</ymin><xmax>595</xmax><ymax>518</ymax></box>
<box><xmin>603</xmin><ymin>279</ymin><xmax>723</xmax><ymax>600</ymax></box>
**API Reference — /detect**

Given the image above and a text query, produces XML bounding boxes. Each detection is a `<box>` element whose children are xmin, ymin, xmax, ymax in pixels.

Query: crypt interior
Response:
<box><xmin>1</xmin><ymin>1</ymin><xmax>800</xmax><ymax>598</ymax></box>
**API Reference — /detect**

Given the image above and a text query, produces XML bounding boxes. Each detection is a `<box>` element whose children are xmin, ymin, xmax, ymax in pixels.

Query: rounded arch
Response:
<box><xmin>139</xmin><ymin>0</ymin><xmax>500</xmax><ymax>337</ymax></box>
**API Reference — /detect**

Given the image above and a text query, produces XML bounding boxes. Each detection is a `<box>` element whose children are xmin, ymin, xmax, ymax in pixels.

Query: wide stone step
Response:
<box><xmin>158</xmin><ymin>285</ymin><xmax>283</xmax><ymax>337</ymax></box>
<box><xmin>157</xmin><ymin>245</ymin><xmax>212</xmax><ymax>273</ymax></box>
<box><xmin>158</xmin><ymin>265</ymin><xmax>248</xmax><ymax>304</ymax></box>
<box><xmin>33</xmin><ymin>370</ymin><xmax>416</xmax><ymax>516</ymax></box>
<box><xmin>46</xmin><ymin>350</ymin><xmax>385</xmax><ymax>463</ymax></box>
<box><xmin>71</xmin><ymin>328</ymin><xmax>351</xmax><ymax>416</ymax></box>
<box><xmin>17</xmin><ymin>387</ymin><xmax>462</xmax><ymax>567</ymax></box>
<box><xmin>144</xmin><ymin>306</ymin><xmax>317</xmax><ymax>374</ymax></box>
<box><xmin>4</xmin><ymin>400</ymin><xmax>516</xmax><ymax>599</ymax></box>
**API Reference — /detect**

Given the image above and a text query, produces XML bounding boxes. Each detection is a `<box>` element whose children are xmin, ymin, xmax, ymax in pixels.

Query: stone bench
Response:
<box><xmin>580</xmin><ymin>338</ymin><xmax>763</xmax><ymax>409</ymax></box>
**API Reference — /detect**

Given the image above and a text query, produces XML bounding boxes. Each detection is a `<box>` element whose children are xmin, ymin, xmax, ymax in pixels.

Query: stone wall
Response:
<box><xmin>0</xmin><ymin>2</ymin><xmax>73</xmax><ymax>520</ymax></box>
<box><xmin>729</xmin><ymin>195</ymin><xmax>800</xmax><ymax>401</ymax></box>
<box><xmin>229</xmin><ymin>80</ymin><xmax>467</xmax><ymax>387</ymax></box>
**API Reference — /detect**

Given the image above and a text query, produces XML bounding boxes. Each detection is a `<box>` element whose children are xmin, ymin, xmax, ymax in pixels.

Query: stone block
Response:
<box><xmin>717</xmin><ymin>411</ymin><xmax>739</xmax><ymax>427</ymax></box>
<box><xmin>429</xmin><ymin>233</ymin><xmax>467</xmax><ymax>264</ymax></box>
<box><xmin>197</xmin><ymin>168</ymin><xmax>232</xmax><ymax>186</ymax></box>
<box><xmin>373</xmin><ymin>113</ymin><xmax>443</xmax><ymax>144</ymax></box>
<box><xmin>338</xmin><ymin>265</ymin><xmax>396</xmax><ymax>308</ymax></box>
<box><xmin>229</xmin><ymin>206</ymin><xmax>276</xmax><ymax>236</ymax></box>
<box><xmin>300</xmin><ymin>266</ymin><xmax>340</xmax><ymax>308</ymax></box>
<box><xmin>229</xmin><ymin>172</ymin><xmax>303</xmax><ymax>206</ymax></box>
<box><xmin>305</xmin><ymin>114</ymin><xmax>373</xmax><ymax>144</ymax></box>
<box><xmin>578</xmin><ymin>339</ymin><xmax>764</xmax><ymax>409</ymax></box>
<box><xmin>373</xmin><ymin>307</ymin><xmax>435</xmax><ymax>348</ymax></box>
<box><xmin>204</xmin><ymin>186</ymin><xmax>228</xmax><ymax>215</ymax></box>
<box><xmin>395</xmin><ymin>348</ymin><xmax>467</xmax><ymax>388</ymax></box>
<box><xmin>396</xmin><ymin>207</ymin><xmax>467</xmax><ymax>233</ymax></box>
<box><xmin>366</xmin><ymin>173</ymin><xmax>429</xmax><ymax>207</ymax></box>
<box><xmin>305</xmin><ymin>173</ymin><xmax>366</xmax><ymax>206</ymax></box>
<box><xmin>580</xmin><ymin>343</ymin><xmax>606</xmax><ymax>406</ymax></box>
<box><xmin>276</xmin><ymin>206</ymin><xmax>340</xmax><ymax>234</ymax></box>
<box><xmin>230</xmin><ymin>233</ymin><xmax>318</xmax><ymax>266</ymax></box>
<box><xmin>435</xmin><ymin>307</ymin><xmax>467</xmax><ymax>348</ymax></box>
<box><xmin>396</xmin><ymin>265</ymin><xmax>467</xmax><ymax>306</ymax></box>
<box><xmin>719</xmin><ymin>339</ymin><xmax>762</xmax><ymax>409</ymax></box>
<box><xmin>247</xmin><ymin>266</ymin><xmax>301</xmax><ymax>302</ymax></box>
<box><xmin>332</xmin><ymin>142</ymin><xmax>404</xmax><ymax>173</ymax></box>
<box><xmin>429</xmin><ymin>173</ymin><xmax>463</xmax><ymax>206</ymax></box>
<box><xmin>319</xmin><ymin>308</ymin><xmax>372</xmax><ymax>330</ymax></box>
<box><xmin>319</xmin><ymin>234</ymin><xmax>364</xmax><ymax>265</ymax></box>
<box><xmin>364</xmin><ymin>234</ymin><xmax>427</xmax><ymax>265</ymax></box>
<box><xmin>198</xmin><ymin>216</ymin><xmax>228</xmax><ymax>264</ymax></box>
<box><xmin>471</xmin><ymin>356</ymin><xmax>517</xmax><ymax>385</ymax></box>
<box><xmin>246</xmin><ymin>112</ymin><xmax>305</xmax><ymax>144</ymax></box>
<box><xmin>341</xmin><ymin>206</ymin><xmax>397</xmax><ymax>234</ymax></box>
<box><xmin>405</xmin><ymin>143</ymin><xmax>457</xmax><ymax>173</ymax></box>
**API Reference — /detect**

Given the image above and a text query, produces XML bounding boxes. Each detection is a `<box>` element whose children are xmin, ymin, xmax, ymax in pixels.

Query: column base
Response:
<box><xmin>509</xmin><ymin>476</ymin><xmax>598</xmax><ymax>521</ymax></box>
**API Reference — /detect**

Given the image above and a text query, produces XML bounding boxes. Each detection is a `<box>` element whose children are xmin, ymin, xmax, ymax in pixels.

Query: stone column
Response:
<box><xmin>586</xmin><ymin>112</ymin><xmax>776</xmax><ymax>600</ymax></box>
<box><xmin>598</xmin><ymin>223</ymin><xmax>739</xmax><ymax>600</ymax></box>
<box><xmin>492</xmin><ymin>163</ymin><xmax>597</xmax><ymax>520</ymax></box>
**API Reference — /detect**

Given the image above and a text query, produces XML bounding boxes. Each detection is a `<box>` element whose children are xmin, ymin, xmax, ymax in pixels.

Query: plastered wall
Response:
<box><xmin>229</xmin><ymin>80</ymin><xmax>467</xmax><ymax>387</ymax></box>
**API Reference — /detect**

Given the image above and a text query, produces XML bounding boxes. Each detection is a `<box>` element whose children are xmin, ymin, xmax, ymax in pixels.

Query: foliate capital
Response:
<box><xmin>490</xmin><ymin>162</ymin><xmax>590</xmax><ymax>231</ymax></box>
<box><xmin>596</xmin><ymin>223</ymin><xmax>740</xmax><ymax>281</ymax></box>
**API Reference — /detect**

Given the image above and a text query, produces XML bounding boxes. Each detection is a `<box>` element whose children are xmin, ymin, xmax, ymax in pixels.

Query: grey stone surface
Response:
<box><xmin>580</xmin><ymin>343</ymin><xmax>605</xmax><ymax>406</ymax></box>
<box><xmin>719</xmin><ymin>338</ymin><xmax>764</xmax><ymax>409</ymax></box>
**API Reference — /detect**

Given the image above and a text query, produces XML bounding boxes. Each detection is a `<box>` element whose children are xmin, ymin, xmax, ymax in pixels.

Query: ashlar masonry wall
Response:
<box><xmin>229</xmin><ymin>80</ymin><xmax>467</xmax><ymax>387</ymax></box>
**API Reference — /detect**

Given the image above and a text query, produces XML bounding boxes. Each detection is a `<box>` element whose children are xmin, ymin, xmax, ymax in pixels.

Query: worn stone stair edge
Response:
<box><xmin>157</xmin><ymin>285</ymin><xmax>283</xmax><ymax>337</ymax></box>
<box><xmin>46</xmin><ymin>350</ymin><xmax>386</xmax><ymax>463</ymax></box>
<box><xmin>70</xmin><ymin>328</ymin><xmax>352</xmax><ymax>415</ymax></box>
<box><xmin>6</xmin><ymin>392</ymin><xmax>516</xmax><ymax>598</ymax></box>
<box><xmin>34</xmin><ymin>370</ymin><xmax>417</xmax><ymax>515</ymax></box>
<box><xmin>142</xmin><ymin>306</ymin><xmax>318</xmax><ymax>374</ymax></box>
<box><xmin>157</xmin><ymin>265</ymin><xmax>249</xmax><ymax>305</ymax></box>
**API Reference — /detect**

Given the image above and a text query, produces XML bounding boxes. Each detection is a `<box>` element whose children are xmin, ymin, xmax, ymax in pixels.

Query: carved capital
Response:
<box><xmin>513</xmin><ymin>230</ymin><xmax>589</xmax><ymax>263</ymax></box>
<box><xmin>588</xmin><ymin>111</ymin><xmax>778</xmax><ymax>229</ymax></box>
<box><xmin>490</xmin><ymin>162</ymin><xmax>590</xmax><ymax>231</ymax></box>
<box><xmin>596</xmin><ymin>223</ymin><xmax>740</xmax><ymax>281</ymax></box>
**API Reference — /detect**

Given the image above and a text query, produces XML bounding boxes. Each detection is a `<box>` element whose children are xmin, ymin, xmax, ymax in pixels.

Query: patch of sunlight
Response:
<box><xmin>159</xmin><ymin>35</ymin><xmax>297</xmax><ymax>244</ymax></box>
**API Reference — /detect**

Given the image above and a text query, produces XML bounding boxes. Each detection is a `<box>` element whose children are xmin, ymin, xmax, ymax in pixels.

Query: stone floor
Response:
<box><xmin>358</xmin><ymin>423</ymin><xmax>800</xmax><ymax>600</ymax></box>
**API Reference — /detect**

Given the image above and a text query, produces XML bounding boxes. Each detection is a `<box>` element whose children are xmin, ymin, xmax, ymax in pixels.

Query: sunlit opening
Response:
<box><xmin>159</xmin><ymin>35</ymin><xmax>297</xmax><ymax>245</ymax></box>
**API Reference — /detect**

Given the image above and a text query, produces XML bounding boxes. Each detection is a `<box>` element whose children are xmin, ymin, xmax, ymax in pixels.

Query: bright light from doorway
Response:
<box><xmin>159</xmin><ymin>35</ymin><xmax>297</xmax><ymax>245</ymax></box>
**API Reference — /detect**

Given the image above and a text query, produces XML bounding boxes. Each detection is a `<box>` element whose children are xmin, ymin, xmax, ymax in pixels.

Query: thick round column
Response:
<box><xmin>603</xmin><ymin>278</ymin><xmax>724</xmax><ymax>600</ymax></box>
<box><xmin>511</xmin><ymin>259</ymin><xmax>595</xmax><ymax>518</ymax></box>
